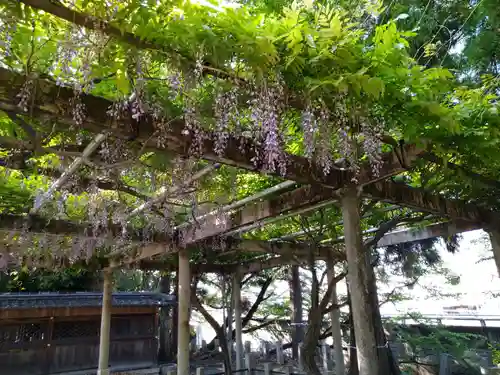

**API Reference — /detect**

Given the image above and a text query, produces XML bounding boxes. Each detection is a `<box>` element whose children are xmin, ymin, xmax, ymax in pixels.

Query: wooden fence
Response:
<box><xmin>0</xmin><ymin>313</ymin><xmax>157</xmax><ymax>375</ymax></box>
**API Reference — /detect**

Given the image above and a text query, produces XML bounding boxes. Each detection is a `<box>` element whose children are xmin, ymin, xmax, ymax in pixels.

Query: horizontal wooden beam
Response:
<box><xmin>125</xmin><ymin>237</ymin><xmax>338</xmax><ymax>268</ymax></box>
<box><xmin>375</xmin><ymin>220</ymin><xmax>481</xmax><ymax>247</ymax></box>
<box><xmin>139</xmin><ymin>247</ymin><xmax>346</xmax><ymax>275</ymax></box>
<box><xmin>0</xmin><ymin>213</ymin><xmax>171</xmax><ymax>245</ymax></box>
<box><xmin>363</xmin><ymin>181</ymin><xmax>499</xmax><ymax>224</ymax></box>
<box><xmin>0</xmin><ymin>67</ymin><xmax>423</xmax><ymax>190</ymax></box>
<box><xmin>180</xmin><ymin>185</ymin><xmax>336</xmax><ymax>244</ymax></box>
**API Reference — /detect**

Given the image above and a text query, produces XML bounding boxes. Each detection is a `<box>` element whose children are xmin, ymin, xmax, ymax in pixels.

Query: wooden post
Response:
<box><xmin>245</xmin><ymin>353</ymin><xmax>254</xmax><ymax>375</ymax></box>
<box><xmin>341</xmin><ymin>188</ymin><xmax>379</xmax><ymax>375</ymax></box>
<box><xmin>43</xmin><ymin>316</ymin><xmax>55</xmax><ymax>374</ymax></box>
<box><xmin>97</xmin><ymin>269</ymin><xmax>113</xmax><ymax>375</ymax></box>
<box><xmin>326</xmin><ymin>257</ymin><xmax>346</xmax><ymax>375</ymax></box>
<box><xmin>190</xmin><ymin>339</ymin><xmax>197</xmax><ymax>353</ymax></box>
<box><xmin>298</xmin><ymin>343</ymin><xmax>304</xmax><ymax>372</ymax></box>
<box><xmin>233</xmin><ymin>270</ymin><xmax>244</xmax><ymax>370</ymax></box>
<box><xmin>439</xmin><ymin>353</ymin><xmax>449</xmax><ymax>375</ymax></box>
<box><xmin>244</xmin><ymin>340</ymin><xmax>252</xmax><ymax>354</ymax></box>
<box><xmin>214</xmin><ymin>338</ymin><xmax>220</xmax><ymax>351</ymax></box>
<box><xmin>177</xmin><ymin>248</ymin><xmax>191</xmax><ymax>375</ymax></box>
<box><xmin>276</xmin><ymin>340</ymin><xmax>284</xmax><ymax>365</ymax></box>
<box><xmin>260</xmin><ymin>341</ymin><xmax>266</xmax><ymax>356</ymax></box>
<box><xmin>196</xmin><ymin>367</ymin><xmax>205</xmax><ymax>375</ymax></box>
<box><xmin>322</xmin><ymin>342</ymin><xmax>331</xmax><ymax>373</ymax></box>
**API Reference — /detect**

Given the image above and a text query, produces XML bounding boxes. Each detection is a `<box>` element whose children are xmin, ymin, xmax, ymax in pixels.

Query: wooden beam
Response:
<box><xmin>0</xmin><ymin>68</ymin><xmax>424</xmax><ymax>189</ymax></box>
<box><xmin>129</xmin><ymin>238</ymin><xmax>337</xmax><ymax>268</ymax></box>
<box><xmin>363</xmin><ymin>181</ymin><xmax>499</xmax><ymax>224</ymax></box>
<box><xmin>138</xmin><ymin>244</ymin><xmax>346</xmax><ymax>274</ymax></box>
<box><xmin>375</xmin><ymin>221</ymin><xmax>480</xmax><ymax>247</ymax></box>
<box><xmin>0</xmin><ymin>213</ymin><xmax>171</xmax><ymax>244</ymax></box>
<box><xmin>179</xmin><ymin>185</ymin><xmax>335</xmax><ymax>243</ymax></box>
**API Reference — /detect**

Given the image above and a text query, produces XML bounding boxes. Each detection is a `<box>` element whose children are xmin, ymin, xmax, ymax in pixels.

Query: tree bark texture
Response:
<box><xmin>367</xmin><ymin>265</ymin><xmax>401</xmax><ymax>375</ymax></box>
<box><xmin>488</xmin><ymin>231</ymin><xmax>500</xmax><ymax>278</ymax></box>
<box><xmin>289</xmin><ymin>265</ymin><xmax>303</xmax><ymax>359</ymax></box>
<box><xmin>327</xmin><ymin>258</ymin><xmax>346</xmax><ymax>375</ymax></box>
<box><xmin>192</xmin><ymin>293</ymin><xmax>233</xmax><ymax>375</ymax></box>
<box><xmin>341</xmin><ymin>188</ymin><xmax>380</xmax><ymax>375</ymax></box>
<box><xmin>302</xmin><ymin>306</ymin><xmax>323</xmax><ymax>375</ymax></box>
<box><xmin>347</xmin><ymin>296</ymin><xmax>359</xmax><ymax>375</ymax></box>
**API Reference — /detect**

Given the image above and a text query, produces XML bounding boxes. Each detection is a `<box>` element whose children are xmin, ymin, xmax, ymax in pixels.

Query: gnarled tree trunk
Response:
<box><xmin>367</xmin><ymin>264</ymin><xmax>401</xmax><ymax>375</ymax></box>
<box><xmin>301</xmin><ymin>258</ymin><xmax>346</xmax><ymax>375</ymax></box>
<box><xmin>289</xmin><ymin>265</ymin><xmax>303</xmax><ymax>360</ymax></box>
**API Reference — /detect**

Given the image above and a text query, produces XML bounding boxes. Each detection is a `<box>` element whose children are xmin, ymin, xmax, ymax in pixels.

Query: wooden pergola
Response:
<box><xmin>1</xmin><ymin>2</ymin><xmax>500</xmax><ymax>375</ymax></box>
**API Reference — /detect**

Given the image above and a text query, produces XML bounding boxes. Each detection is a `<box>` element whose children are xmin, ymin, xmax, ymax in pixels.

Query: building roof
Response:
<box><xmin>0</xmin><ymin>292</ymin><xmax>176</xmax><ymax>309</ymax></box>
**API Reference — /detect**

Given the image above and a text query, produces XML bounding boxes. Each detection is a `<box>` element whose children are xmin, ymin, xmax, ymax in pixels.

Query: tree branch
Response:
<box><xmin>242</xmin><ymin>320</ymin><xmax>277</xmax><ymax>334</ymax></box>
<box><xmin>319</xmin><ymin>271</ymin><xmax>347</xmax><ymax>313</ymax></box>
<box><xmin>242</xmin><ymin>277</ymin><xmax>273</xmax><ymax>328</ymax></box>
<box><xmin>322</xmin><ymin>300</ymin><xmax>349</xmax><ymax>315</ymax></box>
<box><xmin>6</xmin><ymin>112</ymin><xmax>37</xmax><ymax>140</ymax></box>
<box><xmin>363</xmin><ymin>214</ymin><xmax>428</xmax><ymax>250</ymax></box>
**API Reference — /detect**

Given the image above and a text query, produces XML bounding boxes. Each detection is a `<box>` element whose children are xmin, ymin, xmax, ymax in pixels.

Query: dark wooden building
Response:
<box><xmin>0</xmin><ymin>292</ymin><xmax>175</xmax><ymax>375</ymax></box>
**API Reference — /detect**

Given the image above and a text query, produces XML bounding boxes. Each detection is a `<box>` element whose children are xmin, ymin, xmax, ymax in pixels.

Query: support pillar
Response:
<box><xmin>289</xmin><ymin>265</ymin><xmax>303</xmax><ymax>359</ymax></box>
<box><xmin>341</xmin><ymin>188</ymin><xmax>379</xmax><ymax>375</ymax></box>
<box><xmin>177</xmin><ymin>249</ymin><xmax>191</xmax><ymax>375</ymax></box>
<box><xmin>97</xmin><ymin>269</ymin><xmax>113</xmax><ymax>375</ymax></box>
<box><xmin>233</xmin><ymin>270</ymin><xmax>244</xmax><ymax>370</ymax></box>
<box><xmin>227</xmin><ymin>279</ymin><xmax>234</xmax><ymax>360</ymax></box>
<box><xmin>326</xmin><ymin>258</ymin><xmax>346</xmax><ymax>375</ymax></box>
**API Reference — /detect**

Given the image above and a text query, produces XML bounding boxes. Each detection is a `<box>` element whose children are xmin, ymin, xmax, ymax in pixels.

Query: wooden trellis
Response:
<box><xmin>1</xmin><ymin>3</ymin><xmax>500</xmax><ymax>375</ymax></box>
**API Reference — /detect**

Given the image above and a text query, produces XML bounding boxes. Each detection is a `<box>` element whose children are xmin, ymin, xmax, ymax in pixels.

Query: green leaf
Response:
<box><xmin>362</xmin><ymin>76</ymin><xmax>385</xmax><ymax>99</ymax></box>
<box><xmin>115</xmin><ymin>68</ymin><xmax>129</xmax><ymax>94</ymax></box>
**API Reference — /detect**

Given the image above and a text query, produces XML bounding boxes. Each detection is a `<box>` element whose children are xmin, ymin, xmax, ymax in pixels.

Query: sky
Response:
<box><xmin>193</xmin><ymin>229</ymin><xmax>500</xmax><ymax>346</ymax></box>
<box><xmin>382</xmin><ymin>230</ymin><xmax>500</xmax><ymax>315</ymax></box>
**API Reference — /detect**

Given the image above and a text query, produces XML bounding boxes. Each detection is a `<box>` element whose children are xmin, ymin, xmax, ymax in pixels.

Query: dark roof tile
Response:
<box><xmin>0</xmin><ymin>292</ymin><xmax>176</xmax><ymax>309</ymax></box>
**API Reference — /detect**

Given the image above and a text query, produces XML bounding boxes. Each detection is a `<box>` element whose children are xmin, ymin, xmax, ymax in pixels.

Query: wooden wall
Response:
<box><xmin>0</xmin><ymin>308</ymin><xmax>159</xmax><ymax>375</ymax></box>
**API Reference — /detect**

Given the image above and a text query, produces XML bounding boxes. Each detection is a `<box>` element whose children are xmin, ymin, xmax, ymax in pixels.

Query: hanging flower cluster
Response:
<box><xmin>16</xmin><ymin>78</ymin><xmax>34</xmax><ymax>113</ymax></box>
<box><xmin>336</xmin><ymin>97</ymin><xmax>359</xmax><ymax>178</ymax></box>
<box><xmin>316</xmin><ymin>101</ymin><xmax>333</xmax><ymax>175</ymax></box>
<box><xmin>214</xmin><ymin>87</ymin><xmax>239</xmax><ymax>156</ymax></box>
<box><xmin>249</xmin><ymin>79</ymin><xmax>287</xmax><ymax>176</ymax></box>
<box><xmin>360</xmin><ymin>115</ymin><xmax>384</xmax><ymax>177</ymax></box>
<box><xmin>301</xmin><ymin>104</ymin><xmax>317</xmax><ymax>160</ymax></box>
<box><xmin>0</xmin><ymin>21</ymin><xmax>15</xmax><ymax>57</ymax></box>
<box><xmin>299</xmin><ymin>94</ymin><xmax>387</xmax><ymax>180</ymax></box>
<box><xmin>130</xmin><ymin>56</ymin><xmax>148</xmax><ymax>121</ymax></box>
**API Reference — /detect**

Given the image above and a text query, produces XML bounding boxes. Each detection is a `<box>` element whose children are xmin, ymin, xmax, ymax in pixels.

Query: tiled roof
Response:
<box><xmin>0</xmin><ymin>292</ymin><xmax>176</xmax><ymax>309</ymax></box>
